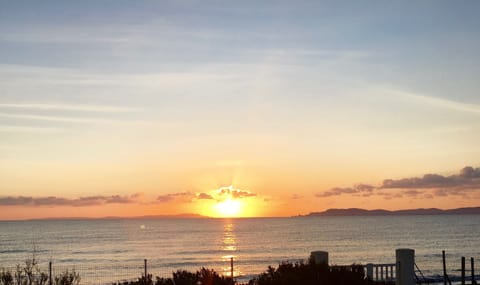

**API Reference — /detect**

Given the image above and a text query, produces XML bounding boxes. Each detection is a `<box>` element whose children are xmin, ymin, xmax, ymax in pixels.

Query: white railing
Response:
<box><xmin>366</xmin><ymin>263</ymin><xmax>396</xmax><ymax>282</ymax></box>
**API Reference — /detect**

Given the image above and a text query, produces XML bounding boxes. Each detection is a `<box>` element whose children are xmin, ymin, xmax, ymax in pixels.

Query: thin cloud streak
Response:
<box><xmin>0</xmin><ymin>103</ymin><xmax>139</xmax><ymax>113</ymax></box>
<box><xmin>388</xmin><ymin>89</ymin><xmax>480</xmax><ymax>115</ymax></box>
<box><xmin>0</xmin><ymin>112</ymin><xmax>148</xmax><ymax>125</ymax></box>
<box><xmin>0</xmin><ymin>125</ymin><xmax>61</xmax><ymax>133</ymax></box>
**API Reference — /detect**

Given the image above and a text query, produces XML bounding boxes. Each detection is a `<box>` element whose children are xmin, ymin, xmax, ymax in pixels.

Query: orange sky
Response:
<box><xmin>1</xmin><ymin>1</ymin><xmax>480</xmax><ymax>220</ymax></box>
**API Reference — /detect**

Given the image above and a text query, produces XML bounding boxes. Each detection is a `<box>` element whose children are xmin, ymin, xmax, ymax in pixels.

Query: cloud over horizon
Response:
<box><xmin>316</xmin><ymin>166</ymin><xmax>480</xmax><ymax>199</ymax></box>
<box><xmin>156</xmin><ymin>192</ymin><xmax>194</xmax><ymax>203</ymax></box>
<box><xmin>0</xmin><ymin>194</ymin><xmax>141</xmax><ymax>207</ymax></box>
<box><xmin>315</xmin><ymin>183</ymin><xmax>375</xmax><ymax>198</ymax></box>
<box><xmin>216</xmin><ymin>186</ymin><xmax>257</xmax><ymax>199</ymax></box>
<box><xmin>381</xmin><ymin>166</ymin><xmax>480</xmax><ymax>189</ymax></box>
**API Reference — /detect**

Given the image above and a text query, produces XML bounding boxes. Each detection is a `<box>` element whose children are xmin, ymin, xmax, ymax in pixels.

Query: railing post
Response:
<box><xmin>461</xmin><ymin>257</ymin><xmax>465</xmax><ymax>285</ymax></box>
<box><xmin>310</xmin><ymin>251</ymin><xmax>329</xmax><ymax>265</ymax></box>
<box><xmin>366</xmin><ymin>263</ymin><xmax>374</xmax><ymax>280</ymax></box>
<box><xmin>230</xmin><ymin>257</ymin><xmax>234</xmax><ymax>279</ymax></box>
<box><xmin>49</xmin><ymin>261</ymin><xmax>52</xmax><ymax>285</ymax></box>
<box><xmin>396</xmin><ymin>248</ymin><xmax>415</xmax><ymax>285</ymax></box>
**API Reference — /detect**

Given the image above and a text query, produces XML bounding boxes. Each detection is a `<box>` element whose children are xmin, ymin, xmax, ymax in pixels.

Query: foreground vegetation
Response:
<box><xmin>113</xmin><ymin>268</ymin><xmax>233</xmax><ymax>285</ymax></box>
<box><xmin>2</xmin><ymin>255</ymin><xmax>372</xmax><ymax>285</ymax></box>
<box><xmin>249</xmin><ymin>260</ymin><xmax>367</xmax><ymax>285</ymax></box>
<box><xmin>115</xmin><ymin>259</ymin><xmax>368</xmax><ymax>285</ymax></box>
<box><xmin>0</xmin><ymin>257</ymin><xmax>79</xmax><ymax>285</ymax></box>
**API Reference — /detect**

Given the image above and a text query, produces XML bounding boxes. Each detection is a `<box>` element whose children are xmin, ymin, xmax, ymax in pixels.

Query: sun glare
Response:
<box><xmin>215</xmin><ymin>198</ymin><xmax>241</xmax><ymax>217</ymax></box>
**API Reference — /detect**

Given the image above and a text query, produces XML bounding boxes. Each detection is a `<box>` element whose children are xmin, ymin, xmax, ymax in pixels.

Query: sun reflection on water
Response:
<box><xmin>222</xmin><ymin>222</ymin><xmax>237</xmax><ymax>254</ymax></box>
<box><xmin>221</xmin><ymin>220</ymin><xmax>241</xmax><ymax>277</ymax></box>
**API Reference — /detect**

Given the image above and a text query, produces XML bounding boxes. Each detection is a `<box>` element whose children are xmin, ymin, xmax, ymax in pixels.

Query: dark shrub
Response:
<box><xmin>114</xmin><ymin>268</ymin><xmax>232</xmax><ymax>285</ymax></box>
<box><xmin>53</xmin><ymin>270</ymin><xmax>80</xmax><ymax>285</ymax></box>
<box><xmin>250</xmin><ymin>261</ymin><xmax>367</xmax><ymax>285</ymax></box>
<box><xmin>0</xmin><ymin>270</ymin><xmax>14</xmax><ymax>285</ymax></box>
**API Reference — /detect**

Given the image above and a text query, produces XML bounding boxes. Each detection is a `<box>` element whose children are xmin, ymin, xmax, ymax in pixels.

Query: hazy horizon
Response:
<box><xmin>1</xmin><ymin>1</ymin><xmax>480</xmax><ymax>220</ymax></box>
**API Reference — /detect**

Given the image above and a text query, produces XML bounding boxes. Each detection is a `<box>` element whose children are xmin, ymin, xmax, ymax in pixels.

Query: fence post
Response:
<box><xmin>461</xmin><ymin>257</ymin><xmax>465</xmax><ymax>285</ymax></box>
<box><xmin>396</xmin><ymin>248</ymin><xmax>415</xmax><ymax>285</ymax></box>
<box><xmin>471</xmin><ymin>257</ymin><xmax>475</xmax><ymax>285</ymax></box>
<box><xmin>144</xmin><ymin>259</ymin><xmax>147</xmax><ymax>281</ymax></box>
<box><xmin>443</xmin><ymin>251</ymin><xmax>447</xmax><ymax>285</ymax></box>
<box><xmin>230</xmin><ymin>257</ymin><xmax>234</xmax><ymax>279</ymax></box>
<box><xmin>366</xmin><ymin>263</ymin><xmax>374</xmax><ymax>280</ymax></box>
<box><xmin>49</xmin><ymin>261</ymin><xmax>52</xmax><ymax>285</ymax></box>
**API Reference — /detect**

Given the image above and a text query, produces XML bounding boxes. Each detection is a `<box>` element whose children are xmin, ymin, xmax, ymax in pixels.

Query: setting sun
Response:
<box><xmin>194</xmin><ymin>185</ymin><xmax>261</xmax><ymax>218</ymax></box>
<box><xmin>215</xmin><ymin>198</ymin><xmax>241</xmax><ymax>217</ymax></box>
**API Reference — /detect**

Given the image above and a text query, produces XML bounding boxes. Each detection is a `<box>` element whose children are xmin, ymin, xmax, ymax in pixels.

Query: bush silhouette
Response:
<box><xmin>249</xmin><ymin>260</ymin><xmax>367</xmax><ymax>285</ymax></box>
<box><xmin>113</xmin><ymin>268</ymin><xmax>232</xmax><ymax>285</ymax></box>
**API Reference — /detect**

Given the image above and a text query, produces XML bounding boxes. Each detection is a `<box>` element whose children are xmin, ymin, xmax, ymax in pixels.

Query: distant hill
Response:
<box><xmin>26</xmin><ymin>213</ymin><xmax>207</xmax><ymax>221</ymax></box>
<box><xmin>304</xmin><ymin>207</ymin><xmax>480</xmax><ymax>217</ymax></box>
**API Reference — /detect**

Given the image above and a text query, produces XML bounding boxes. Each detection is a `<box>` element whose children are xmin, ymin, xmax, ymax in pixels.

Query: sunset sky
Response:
<box><xmin>1</xmin><ymin>1</ymin><xmax>480</xmax><ymax>220</ymax></box>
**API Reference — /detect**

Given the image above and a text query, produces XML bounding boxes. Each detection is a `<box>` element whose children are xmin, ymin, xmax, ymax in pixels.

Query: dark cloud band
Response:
<box><xmin>316</xmin><ymin>166</ymin><xmax>480</xmax><ymax>199</ymax></box>
<box><xmin>0</xmin><ymin>194</ymin><xmax>140</xmax><ymax>207</ymax></box>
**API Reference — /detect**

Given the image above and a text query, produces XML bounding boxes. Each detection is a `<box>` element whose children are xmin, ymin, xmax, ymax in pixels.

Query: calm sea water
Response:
<box><xmin>0</xmin><ymin>215</ymin><xmax>478</xmax><ymax>280</ymax></box>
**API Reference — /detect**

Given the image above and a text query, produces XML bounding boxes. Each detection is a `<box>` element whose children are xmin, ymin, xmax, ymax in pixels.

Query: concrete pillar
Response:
<box><xmin>396</xmin><ymin>248</ymin><xmax>415</xmax><ymax>285</ymax></box>
<box><xmin>366</xmin><ymin>263</ymin><xmax>374</xmax><ymax>280</ymax></box>
<box><xmin>310</xmin><ymin>251</ymin><xmax>329</xmax><ymax>265</ymax></box>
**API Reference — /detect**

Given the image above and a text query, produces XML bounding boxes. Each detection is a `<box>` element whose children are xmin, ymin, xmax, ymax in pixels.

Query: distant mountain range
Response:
<box><xmin>304</xmin><ymin>207</ymin><xmax>480</xmax><ymax>217</ymax></box>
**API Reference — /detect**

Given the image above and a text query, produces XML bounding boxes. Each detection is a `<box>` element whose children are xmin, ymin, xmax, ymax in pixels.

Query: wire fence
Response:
<box><xmin>0</xmin><ymin>258</ymin><xmax>262</xmax><ymax>285</ymax></box>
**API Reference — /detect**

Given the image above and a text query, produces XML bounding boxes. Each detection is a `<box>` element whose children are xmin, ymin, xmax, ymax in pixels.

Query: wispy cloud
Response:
<box><xmin>290</xmin><ymin>194</ymin><xmax>303</xmax><ymax>200</ymax></box>
<box><xmin>0</xmin><ymin>194</ymin><xmax>141</xmax><ymax>207</ymax></box>
<box><xmin>156</xmin><ymin>192</ymin><xmax>194</xmax><ymax>203</ymax></box>
<box><xmin>0</xmin><ymin>101</ymin><xmax>142</xmax><ymax>128</ymax></box>
<box><xmin>197</xmin><ymin>193</ymin><xmax>214</xmax><ymax>200</ymax></box>
<box><xmin>0</xmin><ymin>112</ymin><xmax>120</xmax><ymax>124</ymax></box>
<box><xmin>387</xmin><ymin>89</ymin><xmax>480</xmax><ymax>115</ymax></box>
<box><xmin>315</xmin><ymin>184</ymin><xmax>375</xmax><ymax>198</ymax></box>
<box><xmin>0</xmin><ymin>103</ymin><xmax>139</xmax><ymax>113</ymax></box>
<box><xmin>0</xmin><ymin>125</ymin><xmax>61</xmax><ymax>133</ymax></box>
<box><xmin>216</xmin><ymin>185</ymin><xmax>257</xmax><ymax>199</ymax></box>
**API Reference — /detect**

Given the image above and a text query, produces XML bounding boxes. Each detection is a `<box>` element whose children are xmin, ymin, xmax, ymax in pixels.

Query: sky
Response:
<box><xmin>1</xmin><ymin>0</ymin><xmax>480</xmax><ymax>220</ymax></box>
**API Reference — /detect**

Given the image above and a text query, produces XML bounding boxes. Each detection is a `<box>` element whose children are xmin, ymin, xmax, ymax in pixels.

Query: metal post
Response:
<box><xmin>471</xmin><ymin>257</ymin><xmax>476</xmax><ymax>285</ymax></box>
<box><xmin>230</xmin><ymin>257</ymin><xmax>234</xmax><ymax>279</ymax></box>
<box><xmin>144</xmin><ymin>259</ymin><xmax>147</xmax><ymax>280</ymax></box>
<box><xmin>443</xmin><ymin>251</ymin><xmax>447</xmax><ymax>285</ymax></box>
<box><xmin>461</xmin><ymin>257</ymin><xmax>465</xmax><ymax>285</ymax></box>
<box><xmin>49</xmin><ymin>262</ymin><xmax>52</xmax><ymax>285</ymax></box>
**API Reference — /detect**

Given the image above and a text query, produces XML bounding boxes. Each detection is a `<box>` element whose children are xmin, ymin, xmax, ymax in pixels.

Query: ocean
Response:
<box><xmin>0</xmin><ymin>215</ymin><xmax>479</xmax><ymax>282</ymax></box>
